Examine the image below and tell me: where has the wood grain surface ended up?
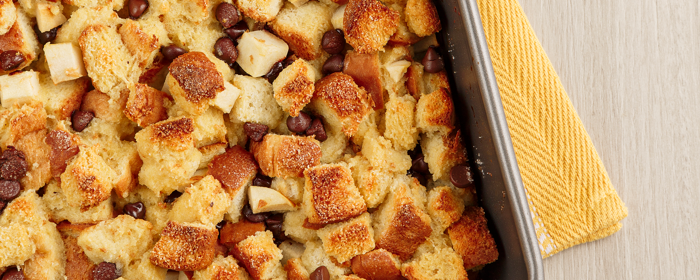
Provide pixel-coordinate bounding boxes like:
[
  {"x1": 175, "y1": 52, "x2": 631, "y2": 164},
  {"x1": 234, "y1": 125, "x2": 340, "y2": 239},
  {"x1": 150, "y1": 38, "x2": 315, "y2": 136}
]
[{"x1": 517, "y1": 0, "x2": 700, "y2": 279}]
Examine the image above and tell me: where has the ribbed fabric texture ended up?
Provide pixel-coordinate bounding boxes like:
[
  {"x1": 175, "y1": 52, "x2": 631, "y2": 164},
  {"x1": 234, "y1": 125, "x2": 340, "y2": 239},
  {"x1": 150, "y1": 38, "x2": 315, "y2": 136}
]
[{"x1": 476, "y1": 0, "x2": 628, "y2": 257}]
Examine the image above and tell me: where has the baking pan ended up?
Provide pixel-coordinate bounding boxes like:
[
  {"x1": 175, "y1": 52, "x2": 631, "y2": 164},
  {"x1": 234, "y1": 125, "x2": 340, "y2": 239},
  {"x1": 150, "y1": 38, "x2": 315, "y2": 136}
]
[{"x1": 432, "y1": 0, "x2": 544, "y2": 279}]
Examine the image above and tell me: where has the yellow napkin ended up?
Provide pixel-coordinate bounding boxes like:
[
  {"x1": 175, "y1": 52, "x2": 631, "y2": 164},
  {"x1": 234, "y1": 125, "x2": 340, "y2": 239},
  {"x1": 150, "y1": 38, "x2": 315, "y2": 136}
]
[{"x1": 475, "y1": 0, "x2": 628, "y2": 257}]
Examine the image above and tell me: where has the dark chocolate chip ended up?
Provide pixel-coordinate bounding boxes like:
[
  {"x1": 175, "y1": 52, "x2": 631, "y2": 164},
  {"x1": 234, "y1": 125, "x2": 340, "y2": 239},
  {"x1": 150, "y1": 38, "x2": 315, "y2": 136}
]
[
  {"x1": 161, "y1": 45, "x2": 187, "y2": 61},
  {"x1": 310, "y1": 266, "x2": 330, "y2": 280},
  {"x1": 0, "y1": 200, "x2": 6, "y2": 214},
  {"x1": 242, "y1": 204, "x2": 269, "y2": 223},
  {"x1": 71, "y1": 110, "x2": 94, "y2": 132},
  {"x1": 407, "y1": 170, "x2": 427, "y2": 187},
  {"x1": 224, "y1": 21, "x2": 248, "y2": 40},
  {"x1": 92, "y1": 262, "x2": 119, "y2": 280},
  {"x1": 123, "y1": 202, "x2": 146, "y2": 220},
  {"x1": 265, "y1": 60, "x2": 284, "y2": 83},
  {"x1": 322, "y1": 54, "x2": 344, "y2": 74},
  {"x1": 0, "y1": 50, "x2": 26, "y2": 71},
  {"x1": 0, "y1": 156, "x2": 28, "y2": 181},
  {"x1": 408, "y1": 146, "x2": 422, "y2": 160},
  {"x1": 128, "y1": 0, "x2": 149, "y2": 19},
  {"x1": 266, "y1": 213, "x2": 284, "y2": 226},
  {"x1": 450, "y1": 164, "x2": 474, "y2": 188},
  {"x1": 0, "y1": 180, "x2": 21, "y2": 201},
  {"x1": 287, "y1": 111, "x2": 312, "y2": 134},
  {"x1": 252, "y1": 174, "x2": 272, "y2": 188},
  {"x1": 164, "y1": 190, "x2": 182, "y2": 203},
  {"x1": 216, "y1": 2, "x2": 240, "y2": 29},
  {"x1": 282, "y1": 55, "x2": 297, "y2": 68},
  {"x1": 422, "y1": 46, "x2": 444, "y2": 73},
  {"x1": 411, "y1": 155, "x2": 429, "y2": 174},
  {"x1": 268, "y1": 222, "x2": 287, "y2": 244},
  {"x1": 1, "y1": 267, "x2": 24, "y2": 280},
  {"x1": 1, "y1": 146, "x2": 25, "y2": 161},
  {"x1": 321, "y1": 29, "x2": 345, "y2": 54},
  {"x1": 214, "y1": 37, "x2": 238, "y2": 67},
  {"x1": 38, "y1": 26, "x2": 59, "y2": 45},
  {"x1": 243, "y1": 122, "x2": 268, "y2": 142},
  {"x1": 216, "y1": 220, "x2": 226, "y2": 230},
  {"x1": 305, "y1": 118, "x2": 327, "y2": 142}
]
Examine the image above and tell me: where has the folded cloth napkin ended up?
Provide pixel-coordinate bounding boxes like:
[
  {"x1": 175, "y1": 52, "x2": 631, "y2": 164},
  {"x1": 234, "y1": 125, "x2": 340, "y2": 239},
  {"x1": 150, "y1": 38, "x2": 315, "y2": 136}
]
[{"x1": 475, "y1": 0, "x2": 628, "y2": 257}]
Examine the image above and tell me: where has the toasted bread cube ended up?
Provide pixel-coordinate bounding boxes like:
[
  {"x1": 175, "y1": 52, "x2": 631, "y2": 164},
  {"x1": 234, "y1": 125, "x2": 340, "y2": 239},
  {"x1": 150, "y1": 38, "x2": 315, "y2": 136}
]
[
  {"x1": 331, "y1": 4, "x2": 346, "y2": 30},
  {"x1": 212, "y1": 81, "x2": 241, "y2": 114},
  {"x1": 61, "y1": 233, "x2": 97, "y2": 280},
  {"x1": 80, "y1": 89, "x2": 128, "y2": 124},
  {"x1": 36, "y1": 2, "x2": 67, "y2": 32},
  {"x1": 361, "y1": 136, "x2": 411, "y2": 174},
  {"x1": 43, "y1": 181, "x2": 113, "y2": 224},
  {"x1": 0, "y1": 190, "x2": 49, "y2": 228},
  {"x1": 0, "y1": 101, "x2": 46, "y2": 149},
  {"x1": 421, "y1": 130, "x2": 467, "y2": 181},
  {"x1": 343, "y1": 0, "x2": 399, "y2": 54},
  {"x1": 301, "y1": 241, "x2": 350, "y2": 278},
  {"x1": 348, "y1": 156, "x2": 393, "y2": 208},
  {"x1": 423, "y1": 71, "x2": 450, "y2": 96},
  {"x1": 124, "y1": 83, "x2": 169, "y2": 127},
  {"x1": 220, "y1": 220, "x2": 266, "y2": 247},
  {"x1": 121, "y1": 252, "x2": 168, "y2": 280},
  {"x1": 310, "y1": 73, "x2": 372, "y2": 137},
  {"x1": 270, "y1": 2, "x2": 333, "y2": 60},
  {"x1": 343, "y1": 51, "x2": 383, "y2": 110},
  {"x1": 271, "y1": 177, "x2": 305, "y2": 204},
  {"x1": 0, "y1": 10, "x2": 39, "y2": 75},
  {"x1": 0, "y1": 70, "x2": 40, "y2": 108},
  {"x1": 416, "y1": 88, "x2": 454, "y2": 135},
  {"x1": 207, "y1": 145, "x2": 258, "y2": 222},
  {"x1": 189, "y1": 107, "x2": 228, "y2": 148},
  {"x1": 62, "y1": 0, "x2": 126, "y2": 10},
  {"x1": 404, "y1": 0, "x2": 441, "y2": 37},
  {"x1": 0, "y1": 222, "x2": 35, "y2": 267},
  {"x1": 235, "y1": 0, "x2": 283, "y2": 22},
  {"x1": 285, "y1": 257, "x2": 310, "y2": 280},
  {"x1": 60, "y1": 145, "x2": 116, "y2": 211},
  {"x1": 0, "y1": 0, "x2": 16, "y2": 35},
  {"x1": 198, "y1": 142, "x2": 227, "y2": 169},
  {"x1": 401, "y1": 246, "x2": 467, "y2": 280},
  {"x1": 283, "y1": 210, "x2": 319, "y2": 243},
  {"x1": 317, "y1": 213, "x2": 375, "y2": 263},
  {"x1": 373, "y1": 177, "x2": 432, "y2": 261},
  {"x1": 193, "y1": 255, "x2": 250, "y2": 280},
  {"x1": 150, "y1": 221, "x2": 219, "y2": 271},
  {"x1": 39, "y1": 74, "x2": 89, "y2": 122},
  {"x1": 77, "y1": 215, "x2": 153, "y2": 265},
  {"x1": 231, "y1": 74, "x2": 284, "y2": 128},
  {"x1": 405, "y1": 62, "x2": 425, "y2": 100},
  {"x1": 231, "y1": 231, "x2": 285, "y2": 280},
  {"x1": 427, "y1": 186, "x2": 465, "y2": 232},
  {"x1": 447, "y1": 207, "x2": 498, "y2": 270},
  {"x1": 15, "y1": 129, "x2": 51, "y2": 191},
  {"x1": 388, "y1": 4, "x2": 420, "y2": 45},
  {"x1": 252, "y1": 134, "x2": 322, "y2": 178},
  {"x1": 350, "y1": 249, "x2": 402, "y2": 280},
  {"x1": 83, "y1": 130, "x2": 142, "y2": 198},
  {"x1": 118, "y1": 19, "x2": 161, "y2": 69},
  {"x1": 303, "y1": 164, "x2": 367, "y2": 225},
  {"x1": 79, "y1": 24, "x2": 137, "y2": 97},
  {"x1": 167, "y1": 52, "x2": 225, "y2": 115},
  {"x1": 44, "y1": 43, "x2": 87, "y2": 84},
  {"x1": 384, "y1": 94, "x2": 418, "y2": 151},
  {"x1": 169, "y1": 175, "x2": 231, "y2": 225},
  {"x1": 272, "y1": 59, "x2": 316, "y2": 116},
  {"x1": 249, "y1": 186, "x2": 297, "y2": 213},
  {"x1": 136, "y1": 117, "x2": 203, "y2": 195},
  {"x1": 22, "y1": 220, "x2": 67, "y2": 280},
  {"x1": 236, "y1": 30, "x2": 289, "y2": 77}
]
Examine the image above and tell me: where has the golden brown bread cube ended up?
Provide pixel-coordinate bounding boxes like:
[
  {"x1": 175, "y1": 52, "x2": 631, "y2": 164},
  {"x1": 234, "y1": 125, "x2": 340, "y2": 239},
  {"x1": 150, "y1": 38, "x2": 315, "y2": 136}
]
[
  {"x1": 0, "y1": 222, "x2": 36, "y2": 268},
  {"x1": 350, "y1": 248, "x2": 403, "y2": 280},
  {"x1": 400, "y1": 246, "x2": 468, "y2": 280},
  {"x1": 167, "y1": 52, "x2": 225, "y2": 115},
  {"x1": 76, "y1": 215, "x2": 154, "y2": 265},
  {"x1": 192, "y1": 255, "x2": 251, "y2": 280},
  {"x1": 285, "y1": 257, "x2": 310, "y2": 280},
  {"x1": 343, "y1": 0, "x2": 399, "y2": 54},
  {"x1": 270, "y1": 2, "x2": 334, "y2": 60},
  {"x1": 150, "y1": 221, "x2": 219, "y2": 271},
  {"x1": 405, "y1": 62, "x2": 425, "y2": 100},
  {"x1": 404, "y1": 0, "x2": 441, "y2": 37},
  {"x1": 427, "y1": 186, "x2": 465, "y2": 232},
  {"x1": 124, "y1": 83, "x2": 169, "y2": 127},
  {"x1": 0, "y1": 101, "x2": 47, "y2": 149},
  {"x1": 22, "y1": 218, "x2": 67, "y2": 280},
  {"x1": 78, "y1": 24, "x2": 138, "y2": 97},
  {"x1": 447, "y1": 206, "x2": 499, "y2": 270},
  {"x1": 318, "y1": 212, "x2": 375, "y2": 263},
  {"x1": 0, "y1": 10, "x2": 39, "y2": 75},
  {"x1": 60, "y1": 145, "x2": 117, "y2": 211},
  {"x1": 272, "y1": 58, "x2": 316, "y2": 116},
  {"x1": 0, "y1": 190, "x2": 49, "y2": 228},
  {"x1": 198, "y1": 142, "x2": 227, "y2": 169},
  {"x1": 283, "y1": 209, "x2": 319, "y2": 243},
  {"x1": 421, "y1": 129, "x2": 468, "y2": 181},
  {"x1": 310, "y1": 72, "x2": 372, "y2": 137},
  {"x1": 360, "y1": 135, "x2": 412, "y2": 173},
  {"x1": 342, "y1": 51, "x2": 383, "y2": 110},
  {"x1": 252, "y1": 134, "x2": 322, "y2": 178},
  {"x1": 61, "y1": 233, "x2": 96, "y2": 280},
  {"x1": 38, "y1": 74, "x2": 90, "y2": 121},
  {"x1": 190, "y1": 107, "x2": 228, "y2": 148},
  {"x1": 80, "y1": 89, "x2": 130, "y2": 124},
  {"x1": 388, "y1": 3, "x2": 421, "y2": 45},
  {"x1": 15, "y1": 129, "x2": 52, "y2": 191},
  {"x1": 423, "y1": 70, "x2": 450, "y2": 96},
  {"x1": 118, "y1": 19, "x2": 162, "y2": 69},
  {"x1": 231, "y1": 74, "x2": 285, "y2": 129},
  {"x1": 43, "y1": 180, "x2": 114, "y2": 224},
  {"x1": 415, "y1": 88, "x2": 454, "y2": 135},
  {"x1": 220, "y1": 219, "x2": 266, "y2": 247},
  {"x1": 0, "y1": 0, "x2": 16, "y2": 36},
  {"x1": 169, "y1": 175, "x2": 231, "y2": 225},
  {"x1": 303, "y1": 163, "x2": 367, "y2": 225},
  {"x1": 347, "y1": 155, "x2": 394, "y2": 208},
  {"x1": 383, "y1": 94, "x2": 419, "y2": 151},
  {"x1": 207, "y1": 145, "x2": 258, "y2": 222},
  {"x1": 235, "y1": 0, "x2": 284, "y2": 22},
  {"x1": 231, "y1": 231, "x2": 286, "y2": 280}
]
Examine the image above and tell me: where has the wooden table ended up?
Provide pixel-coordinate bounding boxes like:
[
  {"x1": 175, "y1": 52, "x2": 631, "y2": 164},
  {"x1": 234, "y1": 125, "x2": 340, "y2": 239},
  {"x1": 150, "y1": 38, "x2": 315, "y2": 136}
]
[{"x1": 517, "y1": 1, "x2": 700, "y2": 279}]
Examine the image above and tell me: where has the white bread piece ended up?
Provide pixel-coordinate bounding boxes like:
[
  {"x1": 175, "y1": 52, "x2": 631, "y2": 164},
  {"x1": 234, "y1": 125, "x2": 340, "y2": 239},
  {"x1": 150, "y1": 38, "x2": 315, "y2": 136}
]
[
  {"x1": 0, "y1": 10, "x2": 39, "y2": 75},
  {"x1": 78, "y1": 24, "x2": 138, "y2": 97},
  {"x1": 427, "y1": 186, "x2": 465, "y2": 232},
  {"x1": 0, "y1": 222, "x2": 35, "y2": 268},
  {"x1": 55, "y1": 6, "x2": 123, "y2": 45},
  {"x1": 415, "y1": 88, "x2": 454, "y2": 135},
  {"x1": 251, "y1": 134, "x2": 322, "y2": 178},
  {"x1": 269, "y1": 2, "x2": 333, "y2": 60},
  {"x1": 400, "y1": 246, "x2": 467, "y2": 280},
  {"x1": 271, "y1": 177, "x2": 305, "y2": 204},
  {"x1": 60, "y1": 145, "x2": 117, "y2": 211},
  {"x1": 121, "y1": 252, "x2": 168, "y2": 280},
  {"x1": 169, "y1": 175, "x2": 231, "y2": 225},
  {"x1": 347, "y1": 156, "x2": 393, "y2": 208},
  {"x1": 231, "y1": 231, "x2": 285, "y2": 280},
  {"x1": 0, "y1": 70, "x2": 40, "y2": 108},
  {"x1": 331, "y1": 5, "x2": 346, "y2": 30},
  {"x1": 384, "y1": 60, "x2": 411, "y2": 83},
  {"x1": 249, "y1": 186, "x2": 297, "y2": 213},
  {"x1": 38, "y1": 73, "x2": 90, "y2": 121},
  {"x1": 0, "y1": 100, "x2": 46, "y2": 150},
  {"x1": 421, "y1": 130, "x2": 468, "y2": 181},
  {"x1": 44, "y1": 43, "x2": 88, "y2": 84},
  {"x1": 62, "y1": 0, "x2": 126, "y2": 10},
  {"x1": 164, "y1": 0, "x2": 210, "y2": 23},
  {"x1": 0, "y1": 0, "x2": 16, "y2": 35},
  {"x1": 383, "y1": 93, "x2": 418, "y2": 151},
  {"x1": 283, "y1": 209, "x2": 319, "y2": 243},
  {"x1": 300, "y1": 241, "x2": 350, "y2": 278},
  {"x1": 198, "y1": 142, "x2": 227, "y2": 169},
  {"x1": 118, "y1": 19, "x2": 163, "y2": 70},
  {"x1": 235, "y1": 0, "x2": 283, "y2": 22},
  {"x1": 317, "y1": 212, "x2": 375, "y2": 263},
  {"x1": 189, "y1": 107, "x2": 228, "y2": 148},
  {"x1": 236, "y1": 31, "x2": 289, "y2": 77},
  {"x1": 192, "y1": 255, "x2": 250, "y2": 280},
  {"x1": 212, "y1": 81, "x2": 241, "y2": 114},
  {"x1": 77, "y1": 215, "x2": 154, "y2": 266},
  {"x1": 43, "y1": 181, "x2": 113, "y2": 224},
  {"x1": 231, "y1": 75, "x2": 284, "y2": 128},
  {"x1": 361, "y1": 135, "x2": 411, "y2": 173},
  {"x1": 36, "y1": 2, "x2": 67, "y2": 32}
]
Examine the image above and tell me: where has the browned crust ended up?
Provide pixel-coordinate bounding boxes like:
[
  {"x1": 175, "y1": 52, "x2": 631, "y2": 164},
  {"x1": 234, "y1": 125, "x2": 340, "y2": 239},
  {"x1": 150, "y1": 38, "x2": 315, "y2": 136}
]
[
  {"x1": 274, "y1": 60, "x2": 314, "y2": 116},
  {"x1": 15, "y1": 129, "x2": 51, "y2": 190},
  {"x1": 404, "y1": 0, "x2": 442, "y2": 37},
  {"x1": 251, "y1": 134, "x2": 321, "y2": 178},
  {"x1": 230, "y1": 232, "x2": 279, "y2": 280},
  {"x1": 420, "y1": 88, "x2": 454, "y2": 131},
  {"x1": 271, "y1": 27, "x2": 317, "y2": 61},
  {"x1": 62, "y1": 235, "x2": 96, "y2": 280},
  {"x1": 441, "y1": 129, "x2": 468, "y2": 168},
  {"x1": 70, "y1": 171, "x2": 109, "y2": 211},
  {"x1": 118, "y1": 20, "x2": 159, "y2": 68},
  {"x1": 320, "y1": 215, "x2": 374, "y2": 262},
  {"x1": 405, "y1": 63, "x2": 424, "y2": 100},
  {"x1": 0, "y1": 19, "x2": 35, "y2": 75},
  {"x1": 285, "y1": 258, "x2": 310, "y2": 280},
  {"x1": 428, "y1": 187, "x2": 464, "y2": 228},
  {"x1": 150, "y1": 117, "x2": 196, "y2": 150},
  {"x1": 169, "y1": 52, "x2": 225, "y2": 104},
  {"x1": 220, "y1": 220, "x2": 266, "y2": 247},
  {"x1": 447, "y1": 206, "x2": 499, "y2": 270},
  {"x1": 351, "y1": 249, "x2": 402, "y2": 280},
  {"x1": 124, "y1": 83, "x2": 168, "y2": 127},
  {"x1": 207, "y1": 145, "x2": 259, "y2": 194},
  {"x1": 149, "y1": 221, "x2": 219, "y2": 271},
  {"x1": 56, "y1": 221, "x2": 95, "y2": 238},
  {"x1": 376, "y1": 202, "x2": 432, "y2": 261},
  {"x1": 342, "y1": 51, "x2": 383, "y2": 110},
  {"x1": 54, "y1": 77, "x2": 91, "y2": 121},
  {"x1": 4, "y1": 101, "x2": 47, "y2": 146},
  {"x1": 313, "y1": 73, "x2": 371, "y2": 136},
  {"x1": 343, "y1": 0, "x2": 399, "y2": 54},
  {"x1": 304, "y1": 164, "x2": 366, "y2": 224}
]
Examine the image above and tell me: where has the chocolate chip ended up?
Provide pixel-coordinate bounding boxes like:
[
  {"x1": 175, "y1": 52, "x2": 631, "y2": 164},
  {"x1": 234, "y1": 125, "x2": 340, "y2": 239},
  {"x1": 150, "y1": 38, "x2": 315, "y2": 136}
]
[
  {"x1": 450, "y1": 164, "x2": 474, "y2": 188},
  {"x1": 243, "y1": 122, "x2": 268, "y2": 142},
  {"x1": 422, "y1": 46, "x2": 444, "y2": 73},
  {"x1": 282, "y1": 55, "x2": 297, "y2": 68},
  {"x1": 407, "y1": 170, "x2": 427, "y2": 187},
  {"x1": 93, "y1": 262, "x2": 119, "y2": 280},
  {"x1": 305, "y1": 118, "x2": 327, "y2": 142},
  {"x1": 71, "y1": 110, "x2": 94, "y2": 132},
  {"x1": 216, "y1": 220, "x2": 226, "y2": 230},
  {"x1": 216, "y1": 2, "x2": 240, "y2": 29},
  {"x1": 310, "y1": 266, "x2": 330, "y2": 280},
  {"x1": 322, "y1": 54, "x2": 344, "y2": 74},
  {"x1": 287, "y1": 111, "x2": 312, "y2": 134},
  {"x1": 322, "y1": 29, "x2": 345, "y2": 54},
  {"x1": 128, "y1": 0, "x2": 149, "y2": 19},
  {"x1": 268, "y1": 222, "x2": 287, "y2": 244},
  {"x1": 0, "y1": 180, "x2": 21, "y2": 201},
  {"x1": 123, "y1": 202, "x2": 146, "y2": 220},
  {"x1": 161, "y1": 45, "x2": 187, "y2": 61},
  {"x1": 266, "y1": 213, "x2": 284, "y2": 226},
  {"x1": 38, "y1": 26, "x2": 59, "y2": 45},
  {"x1": 1, "y1": 146, "x2": 25, "y2": 161},
  {"x1": 265, "y1": 60, "x2": 284, "y2": 83},
  {"x1": 224, "y1": 21, "x2": 248, "y2": 40},
  {"x1": 0, "y1": 156, "x2": 28, "y2": 181},
  {"x1": 0, "y1": 200, "x2": 6, "y2": 214},
  {"x1": 411, "y1": 155, "x2": 429, "y2": 174},
  {"x1": 1, "y1": 267, "x2": 24, "y2": 280},
  {"x1": 214, "y1": 37, "x2": 238, "y2": 67},
  {"x1": 0, "y1": 50, "x2": 25, "y2": 71},
  {"x1": 252, "y1": 174, "x2": 272, "y2": 187},
  {"x1": 164, "y1": 190, "x2": 182, "y2": 203},
  {"x1": 242, "y1": 204, "x2": 269, "y2": 223}
]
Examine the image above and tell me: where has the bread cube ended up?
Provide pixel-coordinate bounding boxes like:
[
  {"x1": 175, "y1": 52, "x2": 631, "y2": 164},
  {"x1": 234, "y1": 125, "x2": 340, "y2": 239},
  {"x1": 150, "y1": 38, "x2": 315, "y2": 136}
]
[
  {"x1": 77, "y1": 215, "x2": 153, "y2": 265},
  {"x1": 283, "y1": 209, "x2": 319, "y2": 243},
  {"x1": 0, "y1": 100, "x2": 46, "y2": 149},
  {"x1": 0, "y1": 222, "x2": 35, "y2": 268},
  {"x1": 21, "y1": 219, "x2": 67, "y2": 280},
  {"x1": 198, "y1": 142, "x2": 227, "y2": 169},
  {"x1": 83, "y1": 129, "x2": 142, "y2": 198},
  {"x1": 285, "y1": 257, "x2": 310, "y2": 280},
  {"x1": 405, "y1": 62, "x2": 426, "y2": 100},
  {"x1": 236, "y1": 31, "x2": 289, "y2": 77},
  {"x1": 427, "y1": 186, "x2": 465, "y2": 232},
  {"x1": 373, "y1": 177, "x2": 432, "y2": 261},
  {"x1": 447, "y1": 207, "x2": 499, "y2": 270},
  {"x1": 62, "y1": 0, "x2": 126, "y2": 10},
  {"x1": 271, "y1": 177, "x2": 305, "y2": 204},
  {"x1": 220, "y1": 219, "x2": 266, "y2": 247},
  {"x1": 310, "y1": 73, "x2": 371, "y2": 137},
  {"x1": 384, "y1": 94, "x2": 418, "y2": 151},
  {"x1": 207, "y1": 145, "x2": 258, "y2": 221},
  {"x1": 169, "y1": 175, "x2": 231, "y2": 225},
  {"x1": 270, "y1": 2, "x2": 333, "y2": 60},
  {"x1": 212, "y1": 81, "x2": 241, "y2": 114},
  {"x1": 272, "y1": 59, "x2": 316, "y2": 116},
  {"x1": 331, "y1": 4, "x2": 346, "y2": 30},
  {"x1": 79, "y1": 24, "x2": 137, "y2": 97},
  {"x1": 317, "y1": 213, "x2": 375, "y2": 263},
  {"x1": 0, "y1": 10, "x2": 39, "y2": 75},
  {"x1": 0, "y1": 190, "x2": 49, "y2": 228},
  {"x1": 0, "y1": 70, "x2": 40, "y2": 108},
  {"x1": 303, "y1": 163, "x2": 367, "y2": 225},
  {"x1": 150, "y1": 221, "x2": 219, "y2": 271},
  {"x1": 167, "y1": 52, "x2": 225, "y2": 115},
  {"x1": 300, "y1": 241, "x2": 350, "y2": 278},
  {"x1": 423, "y1": 70, "x2": 450, "y2": 96},
  {"x1": 60, "y1": 145, "x2": 116, "y2": 211},
  {"x1": 40, "y1": 73, "x2": 89, "y2": 122},
  {"x1": 400, "y1": 246, "x2": 467, "y2": 280},
  {"x1": 118, "y1": 19, "x2": 161, "y2": 69},
  {"x1": 36, "y1": 2, "x2": 67, "y2": 32},
  {"x1": 193, "y1": 255, "x2": 250, "y2": 280},
  {"x1": 404, "y1": 0, "x2": 441, "y2": 37},
  {"x1": 121, "y1": 252, "x2": 168, "y2": 280},
  {"x1": 362, "y1": 136, "x2": 411, "y2": 174},
  {"x1": 319, "y1": 124, "x2": 348, "y2": 163},
  {"x1": 80, "y1": 89, "x2": 128, "y2": 124},
  {"x1": 350, "y1": 249, "x2": 402, "y2": 280},
  {"x1": 15, "y1": 129, "x2": 51, "y2": 191},
  {"x1": 421, "y1": 129, "x2": 467, "y2": 181},
  {"x1": 136, "y1": 117, "x2": 203, "y2": 195},
  {"x1": 0, "y1": 0, "x2": 16, "y2": 35},
  {"x1": 416, "y1": 88, "x2": 454, "y2": 135},
  {"x1": 43, "y1": 181, "x2": 113, "y2": 224},
  {"x1": 235, "y1": 0, "x2": 284, "y2": 22},
  {"x1": 249, "y1": 186, "x2": 297, "y2": 213},
  {"x1": 123, "y1": 83, "x2": 168, "y2": 127},
  {"x1": 252, "y1": 134, "x2": 322, "y2": 178},
  {"x1": 231, "y1": 75, "x2": 284, "y2": 128},
  {"x1": 388, "y1": 4, "x2": 421, "y2": 45},
  {"x1": 343, "y1": 51, "x2": 383, "y2": 110},
  {"x1": 279, "y1": 241, "x2": 306, "y2": 264},
  {"x1": 343, "y1": 0, "x2": 399, "y2": 53},
  {"x1": 61, "y1": 232, "x2": 98, "y2": 280},
  {"x1": 231, "y1": 231, "x2": 285, "y2": 280},
  {"x1": 348, "y1": 156, "x2": 393, "y2": 208}
]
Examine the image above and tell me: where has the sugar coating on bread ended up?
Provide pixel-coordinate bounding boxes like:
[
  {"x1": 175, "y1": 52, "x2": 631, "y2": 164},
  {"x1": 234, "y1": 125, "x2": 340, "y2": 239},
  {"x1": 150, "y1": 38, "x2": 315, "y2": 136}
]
[
  {"x1": 270, "y1": 2, "x2": 334, "y2": 60},
  {"x1": 343, "y1": 0, "x2": 399, "y2": 54},
  {"x1": 231, "y1": 75, "x2": 285, "y2": 128},
  {"x1": 447, "y1": 206, "x2": 499, "y2": 270},
  {"x1": 252, "y1": 134, "x2": 322, "y2": 178},
  {"x1": 235, "y1": 0, "x2": 284, "y2": 22},
  {"x1": 311, "y1": 72, "x2": 372, "y2": 137},
  {"x1": 192, "y1": 255, "x2": 250, "y2": 280},
  {"x1": 0, "y1": 9, "x2": 39, "y2": 75},
  {"x1": 415, "y1": 88, "x2": 454, "y2": 135},
  {"x1": 0, "y1": 100, "x2": 47, "y2": 149},
  {"x1": 168, "y1": 52, "x2": 225, "y2": 115},
  {"x1": 60, "y1": 145, "x2": 117, "y2": 211},
  {"x1": 79, "y1": 24, "x2": 138, "y2": 97},
  {"x1": 231, "y1": 231, "x2": 285, "y2": 280},
  {"x1": 207, "y1": 145, "x2": 258, "y2": 221},
  {"x1": 272, "y1": 58, "x2": 316, "y2": 116},
  {"x1": 76, "y1": 215, "x2": 153, "y2": 266},
  {"x1": 285, "y1": 257, "x2": 310, "y2": 280},
  {"x1": 383, "y1": 94, "x2": 419, "y2": 151},
  {"x1": 421, "y1": 129, "x2": 468, "y2": 181},
  {"x1": 169, "y1": 175, "x2": 231, "y2": 225},
  {"x1": 427, "y1": 186, "x2": 465, "y2": 232},
  {"x1": 150, "y1": 221, "x2": 219, "y2": 271},
  {"x1": 404, "y1": 0, "x2": 441, "y2": 37},
  {"x1": 318, "y1": 212, "x2": 375, "y2": 263},
  {"x1": 400, "y1": 246, "x2": 468, "y2": 280},
  {"x1": 303, "y1": 163, "x2": 367, "y2": 225},
  {"x1": 43, "y1": 181, "x2": 114, "y2": 224},
  {"x1": 124, "y1": 83, "x2": 169, "y2": 128}
]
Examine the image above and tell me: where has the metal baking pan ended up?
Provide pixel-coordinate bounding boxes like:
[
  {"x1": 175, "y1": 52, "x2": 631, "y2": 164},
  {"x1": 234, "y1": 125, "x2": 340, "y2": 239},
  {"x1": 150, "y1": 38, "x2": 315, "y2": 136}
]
[{"x1": 432, "y1": 0, "x2": 544, "y2": 278}]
